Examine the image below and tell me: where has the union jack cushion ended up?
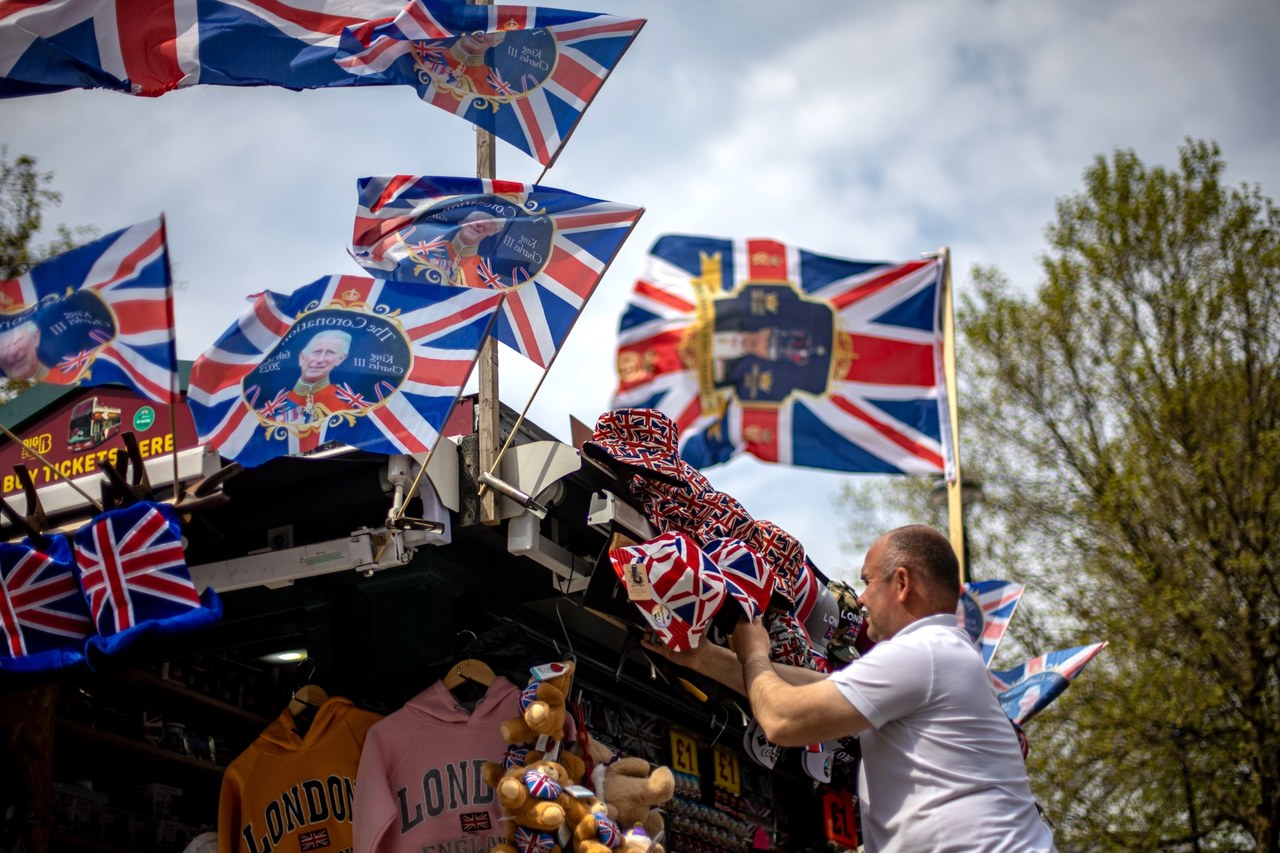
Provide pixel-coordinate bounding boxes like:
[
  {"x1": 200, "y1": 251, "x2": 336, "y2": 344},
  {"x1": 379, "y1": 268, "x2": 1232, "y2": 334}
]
[
  {"x1": 72, "y1": 501, "x2": 221, "y2": 663},
  {"x1": 0, "y1": 535, "x2": 92, "y2": 673}
]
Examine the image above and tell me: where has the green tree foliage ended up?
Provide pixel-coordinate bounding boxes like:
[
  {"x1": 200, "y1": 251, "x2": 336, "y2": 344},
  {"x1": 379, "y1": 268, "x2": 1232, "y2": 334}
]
[{"x1": 905, "y1": 140, "x2": 1279, "y2": 851}]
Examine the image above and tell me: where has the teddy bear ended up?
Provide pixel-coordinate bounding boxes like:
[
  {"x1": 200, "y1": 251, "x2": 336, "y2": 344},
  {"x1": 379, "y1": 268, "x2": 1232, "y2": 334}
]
[
  {"x1": 481, "y1": 758, "x2": 571, "y2": 853},
  {"x1": 586, "y1": 741, "x2": 674, "y2": 853},
  {"x1": 502, "y1": 661, "x2": 577, "y2": 748}
]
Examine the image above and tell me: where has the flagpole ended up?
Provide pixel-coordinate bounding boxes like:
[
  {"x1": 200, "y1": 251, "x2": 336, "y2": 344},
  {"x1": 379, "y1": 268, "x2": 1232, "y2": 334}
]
[
  {"x1": 474, "y1": 0, "x2": 502, "y2": 526},
  {"x1": 160, "y1": 215, "x2": 183, "y2": 502},
  {"x1": 0, "y1": 424, "x2": 103, "y2": 512},
  {"x1": 937, "y1": 246, "x2": 968, "y2": 583}
]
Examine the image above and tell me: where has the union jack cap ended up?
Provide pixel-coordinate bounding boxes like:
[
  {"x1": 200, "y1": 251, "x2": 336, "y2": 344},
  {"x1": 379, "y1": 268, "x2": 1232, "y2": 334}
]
[
  {"x1": 746, "y1": 520, "x2": 807, "y2": 605},
  {"x1": 609, "y1": 531, "x2": 729, "y2": 652},
  {"x1": 583, "y1": 408, "x2": 690, "y2": 487},
  {"x1": 703, "y1": 538, "x2": 773, "y2": 621}
]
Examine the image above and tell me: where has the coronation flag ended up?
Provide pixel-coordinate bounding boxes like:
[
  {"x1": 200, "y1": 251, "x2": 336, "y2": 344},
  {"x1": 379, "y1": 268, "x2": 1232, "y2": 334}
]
[
  {"x1": 957, "y1": 578, "x2": 1024, "y2": 668},
  {"x1": 334, "y1": 0, "x2": 644, "y2": 166},
  {"x1": 351, "y1": 175, "x2": 642, "y2": 368},
  {"x1": 0, "y1": 217, "x2": 177, "y2": 403},
  {"x1": 0, "y1": 535, "x2": 92, "y2": 672},
  {"x1": 188, "y1": 273, "x2": 501, "y2": 467},
  {"x1": 990, "y1": 642, "x2": 1107, "y2": 726},
  {"x1": 612, "y1": 235, "x2": 951, "y2": 475},
  {"x1": 0, "y1": 0, "x2": 400, "y2": 98}
]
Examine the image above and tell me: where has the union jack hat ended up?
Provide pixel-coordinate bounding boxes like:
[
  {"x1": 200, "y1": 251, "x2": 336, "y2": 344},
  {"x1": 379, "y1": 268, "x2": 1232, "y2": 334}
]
[
  {"x1": 703, "y1": 538, "x2": 773, "y2": 621},
  {"x1": 0, "y1": 535, "x2": 92, "y2": 673},
  {"x1": 766, "y1": 610, "x2": 816, "y2": 669},
  {"x1": 633, "y1": 475, "x2": 717, "y2": 539},
  {"x1": 583, "y1": 409, "x2": 691, "y2": 487},
  {"x1": 697, "y1": 491, "x2": 756, "y2": 544},
  {"x1": 609, "y1": 531, "x2": 730, "y2": 652},
  {"x1": 746, "y1": 520, "x2": 807, "y2": 606}
]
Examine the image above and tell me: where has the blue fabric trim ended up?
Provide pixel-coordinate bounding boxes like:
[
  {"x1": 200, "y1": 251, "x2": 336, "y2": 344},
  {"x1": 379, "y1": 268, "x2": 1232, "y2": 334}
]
[{"x1": 84, "y1": 587, "x2": 223, "y2": 670}]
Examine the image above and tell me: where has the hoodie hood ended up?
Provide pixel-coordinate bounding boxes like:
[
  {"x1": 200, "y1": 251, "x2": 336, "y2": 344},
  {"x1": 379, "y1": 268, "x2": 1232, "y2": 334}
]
[
  {"x1": 254, "y1": 695, "x2": 367, "y2": 753},
  {"x1": 405, "y1": 675, "x2": 519, "y2": 727}
]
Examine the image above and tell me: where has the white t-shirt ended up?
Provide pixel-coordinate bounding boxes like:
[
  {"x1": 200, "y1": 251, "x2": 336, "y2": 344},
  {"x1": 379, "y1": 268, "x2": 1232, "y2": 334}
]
[{"x1": 828, "y1": 614, "x2": 1056, "y2": 853}]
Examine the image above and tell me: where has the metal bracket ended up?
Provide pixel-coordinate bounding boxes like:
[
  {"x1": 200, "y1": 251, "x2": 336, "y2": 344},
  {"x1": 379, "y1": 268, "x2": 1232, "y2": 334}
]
[
  {"x1": 507, "y1": 512, "x2": 591, "y2": 593},
  {"x1": 189, "y1": 526, "x2": 430, "y2": 593},
  {"x1": 586, "y1": 490, "x2": 655, "y2": 541}
]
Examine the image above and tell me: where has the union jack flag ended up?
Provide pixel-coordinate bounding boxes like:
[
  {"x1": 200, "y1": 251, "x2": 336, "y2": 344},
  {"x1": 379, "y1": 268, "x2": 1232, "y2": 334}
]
[
  {"x1": 613, "y1": 235, "x2": 952, "y2": 475},
  {"x1": 512, "y1": 826, "x2": 556, "y2": 853},
  {"x1": 0, "y1": 217, "x2": 177, "y2": 403},
  {"x1": 990, "y1": 642, "x2": 1107, "y2": 726},
  {"x1": 334, "y1": 0, "x2": 644, "y2": 166},
  {"x1": 956, "y1": 579, "x2": 1025, "y2": 668},
  {"x1": 188, "y1": 274, "x2": 501, "y2": 467},
  {"x1": 522, "y1": 768, "x2": 562, "y2": 800},
  {"x1": 298, "y1": 828, "x2": 331, "y2": 850},
  {"x1": 351, "y1": 176, "x2": 642, "y2": 368},
  {"x1": 459, "y1": 811, "x2": 491, "y2": 832},
  {"x1": 72, "y1": 501, "x2": 220, "y2": 656},
  {"x1": 0, "y1": 536, "x2": 92, "y2": 672},
  {"x1": 0, "y1": 0, "x2": 402, "y2": 98}
]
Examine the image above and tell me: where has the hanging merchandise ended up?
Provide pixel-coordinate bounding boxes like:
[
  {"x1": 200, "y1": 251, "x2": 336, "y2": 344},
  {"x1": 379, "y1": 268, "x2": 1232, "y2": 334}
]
[
  {"x1": 956, "y1": 579, "x2": 1025, "y2": 668},
  {"x1": 0, "y1": 534, "x2": 92, "y2": 672},
  {"x1": 219, "y1": 693, "x2": 384, "y2": 853},
  {"x1": 334, "y1": 2, "x2": 646, "y2": 167},
  {"x1": 584, "y1": 740, "x2": 674, "y2": 846},
  {"x1": 353, "y1": 673, "x2": 520, "y2": 853}
]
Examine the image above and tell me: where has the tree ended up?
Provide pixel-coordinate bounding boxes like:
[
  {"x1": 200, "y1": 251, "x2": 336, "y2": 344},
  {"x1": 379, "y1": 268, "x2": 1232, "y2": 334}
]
[{"x1": 890, "y1": 140, "x2": 1279, "y2": 851}]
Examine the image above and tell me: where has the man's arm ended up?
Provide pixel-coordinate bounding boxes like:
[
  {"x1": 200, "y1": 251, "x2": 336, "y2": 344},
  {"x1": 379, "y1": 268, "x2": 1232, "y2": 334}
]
[
  {"x1": 735, "y1": 619, "x2": 873, "y2": 747},
  {"x1": 642, "y1": 630, "x2": 828, "y2": 693}
]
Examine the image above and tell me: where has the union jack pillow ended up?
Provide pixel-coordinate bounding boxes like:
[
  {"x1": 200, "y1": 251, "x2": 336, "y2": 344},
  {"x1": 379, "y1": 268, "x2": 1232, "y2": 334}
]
[
  {"x1": 72, "y1": 501, "x2": 221, "y2": 664},
  {"x1": 0, "y1": 535, "x2": 92, "y2": 672}
]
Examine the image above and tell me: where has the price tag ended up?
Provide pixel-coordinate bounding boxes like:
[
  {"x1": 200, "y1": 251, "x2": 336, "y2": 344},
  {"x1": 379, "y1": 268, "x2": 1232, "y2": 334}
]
[
  {"x1": 669, "y1": 729, "x2": 699, "y2": 777},
  {"x1": 624, "y1": 561, "x2": 654, "y2": 601},
  {"x1": 712, "y1": 746, "x2": 740, "y2": 795},
  {"x1": 822, "y1": 788, "x2": 859, "y2": 848}
]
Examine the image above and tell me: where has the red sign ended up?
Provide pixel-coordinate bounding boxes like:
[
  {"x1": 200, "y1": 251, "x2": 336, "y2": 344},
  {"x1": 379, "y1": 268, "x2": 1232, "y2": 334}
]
[
  {"x1": 0, "y1": 388, "x2": 200, "y2": 497},
  {"x1": 822, "y1": 787, "x2": 859, "y2": 848}
]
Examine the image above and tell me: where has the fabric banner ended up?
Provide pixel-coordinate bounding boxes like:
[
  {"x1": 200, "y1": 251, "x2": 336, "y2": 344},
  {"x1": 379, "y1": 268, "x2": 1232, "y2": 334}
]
[
  {"x1": 187, "y1": 273, "x2": 501, "y2": 466},
  {"x1": 0, "y1": 535, "x2": 92, "y2": 672},
  {"x1": 957, "y1": 578, "x2": 1024, "y2": 668},
  {"x1": 0, "y1": 0, "x2": 403, "y2": 97},
  {"x1": 0, "y1": 216, "x2": 177, "y2": 403},
  {"x1": 335, "y1": 0, "x2": 645, "y2": 165},
  {"x1": 612, "y1": 234, "x2": 949, "y2": 474},
  {"x1": 351, "y1": 175, "x2": 642, "y2": 367},
  {"x1": 990, "y1": 641, "x2": 1107, "y2": 725}
]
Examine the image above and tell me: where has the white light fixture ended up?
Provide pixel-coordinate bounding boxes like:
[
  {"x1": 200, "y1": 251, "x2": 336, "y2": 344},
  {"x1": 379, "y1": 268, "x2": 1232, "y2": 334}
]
[{"x1": 260, "y1": 649, "x2": 307, "y2": 664}]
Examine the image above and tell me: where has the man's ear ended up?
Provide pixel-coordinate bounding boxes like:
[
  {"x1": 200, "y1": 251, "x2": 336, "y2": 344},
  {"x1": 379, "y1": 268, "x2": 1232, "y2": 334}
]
[{"x1": 892, "y1": 566, "x2": 911, "y2": 603}]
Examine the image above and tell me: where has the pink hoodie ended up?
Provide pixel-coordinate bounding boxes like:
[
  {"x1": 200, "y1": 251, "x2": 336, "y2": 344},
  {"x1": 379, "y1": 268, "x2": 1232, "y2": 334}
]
[{"x1": 353, "y1": 677, "x2": 519, "y2": 853}]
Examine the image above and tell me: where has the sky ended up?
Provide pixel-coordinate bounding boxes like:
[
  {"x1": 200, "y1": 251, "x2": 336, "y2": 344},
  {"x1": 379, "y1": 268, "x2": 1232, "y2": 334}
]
[{"x1": 3, "y1": 0, "x2": 1278, "y2": 584}]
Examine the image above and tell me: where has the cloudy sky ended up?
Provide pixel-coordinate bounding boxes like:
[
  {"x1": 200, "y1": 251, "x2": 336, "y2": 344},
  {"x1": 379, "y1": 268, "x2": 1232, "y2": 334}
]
[{"x1": 3, "y1": 0, "x2": 1278, "y2": 581}]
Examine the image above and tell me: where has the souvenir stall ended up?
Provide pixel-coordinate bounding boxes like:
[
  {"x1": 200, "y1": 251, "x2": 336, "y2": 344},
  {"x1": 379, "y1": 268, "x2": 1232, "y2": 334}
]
[{"x1": 0, "y1": 377, "x2": 868, "y2": 853}]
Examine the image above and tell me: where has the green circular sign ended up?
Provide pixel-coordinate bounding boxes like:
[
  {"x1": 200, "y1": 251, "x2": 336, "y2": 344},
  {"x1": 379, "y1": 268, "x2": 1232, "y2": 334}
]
[{"x1": 133, "y1": 406, "x2": 156, "y2": 431}]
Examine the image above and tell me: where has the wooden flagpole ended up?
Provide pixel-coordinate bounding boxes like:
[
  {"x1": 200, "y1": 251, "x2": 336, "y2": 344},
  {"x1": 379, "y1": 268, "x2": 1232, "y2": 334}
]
[
  {"x1": 474, "y1": 0, "x2": 502, "y2": 526},
  {"x1": 937, "y1": 246, "x2": 968, "y2": 583},
  {"x1": 0, "y1": 423, "x2": 103, "y2": 512}
]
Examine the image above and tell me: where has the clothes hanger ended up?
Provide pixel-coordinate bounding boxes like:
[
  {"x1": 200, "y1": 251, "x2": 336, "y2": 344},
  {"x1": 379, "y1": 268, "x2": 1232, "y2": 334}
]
[
  {"x1": 443, "y1": 658, "x2": 496, "y2": 690},
  {"x1": 287, "y1": 658, "x2": 328, "y2": 734}
]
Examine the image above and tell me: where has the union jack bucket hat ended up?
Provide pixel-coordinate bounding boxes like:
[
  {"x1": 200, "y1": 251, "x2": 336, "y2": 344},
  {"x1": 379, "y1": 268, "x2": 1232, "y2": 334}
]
[
  {"x1": 583, "y1": 408, "x2": 690, "y2": 487},
  {"x1": 609, "y1": 531, "x2": 730, "y2": 651},
  {"x1": 694, "y1": 491, "x2": 756, "y2": 544},
  {"x1": 703, "y1": 538, "x2": 773, "y2": 621},
  {"x1": 745, "y1": 519, "x2": 807, "y2": 607}
]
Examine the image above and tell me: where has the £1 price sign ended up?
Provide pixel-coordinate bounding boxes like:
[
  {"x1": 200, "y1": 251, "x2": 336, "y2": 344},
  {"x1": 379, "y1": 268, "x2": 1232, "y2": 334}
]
[
  {"x1": 822, "y1": 788, "x2": 859, "y2": 848},
  {"x1": 712, "y1": 746, "x2": 741, "y2": 796},
  {"x1": 670, "y1": 729, "x2": 699, "y2": 777}
]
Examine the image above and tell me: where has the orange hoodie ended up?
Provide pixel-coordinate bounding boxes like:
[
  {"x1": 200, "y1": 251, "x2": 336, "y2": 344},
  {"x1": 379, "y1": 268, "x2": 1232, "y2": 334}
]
[{"x1": 218, "y1": 696, "x2": 383, "y2": 853}]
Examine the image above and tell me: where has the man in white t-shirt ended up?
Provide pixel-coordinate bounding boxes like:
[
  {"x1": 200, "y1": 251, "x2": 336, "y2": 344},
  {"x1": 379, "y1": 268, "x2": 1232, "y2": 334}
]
[{"x1": 647, "y1": 524, "x2": 1055, "y2": 852}]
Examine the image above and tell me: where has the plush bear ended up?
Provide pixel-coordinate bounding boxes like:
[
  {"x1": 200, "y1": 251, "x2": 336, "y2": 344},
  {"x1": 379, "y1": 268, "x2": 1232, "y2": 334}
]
[
  {"x1": 502, "y1": 661, "x2": 576, "y2": 747},
  {"x1": 586, "y1": 741, "x2": 674, "y2": 852},
  {"x1": 481, "y1": 758, "x2": 572, "y2": 853}
]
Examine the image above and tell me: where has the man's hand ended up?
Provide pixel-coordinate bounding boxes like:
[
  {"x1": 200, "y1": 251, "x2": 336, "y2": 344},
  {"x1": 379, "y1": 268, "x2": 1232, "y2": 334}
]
[{"x1": 728, "y1": 616, "x2": 771, "y2": 665}]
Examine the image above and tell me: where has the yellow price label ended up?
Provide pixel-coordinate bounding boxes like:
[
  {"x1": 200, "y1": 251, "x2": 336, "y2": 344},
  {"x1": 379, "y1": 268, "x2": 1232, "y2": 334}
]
[
  {"x1": 712, "y1": 746, "x2": 741, "y2": 795},
  {"x1": 670, "y1": 729, "x2": 699, "y2": 776}
]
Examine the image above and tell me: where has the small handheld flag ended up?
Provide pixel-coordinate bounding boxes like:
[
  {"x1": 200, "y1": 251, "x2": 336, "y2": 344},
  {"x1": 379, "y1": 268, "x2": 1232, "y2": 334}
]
[{"x1": 990, "y1": 642, "x2": 1107, "y2": 725}]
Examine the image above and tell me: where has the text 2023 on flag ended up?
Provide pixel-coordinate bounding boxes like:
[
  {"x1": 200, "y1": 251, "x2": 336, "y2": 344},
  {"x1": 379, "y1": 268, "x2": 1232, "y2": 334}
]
[
  {"x1": 0, "y1": 0, "x2": 401, "y2": 98},
  {"x1": 0, "y1": 217, "x2": 177, "y2": 403},
  {"x1": 188, "y1": 274, "x2": 501, "y2": 467},
  {"x1": 991, "y1": 642, "x2": 1107, "y2": 725},
  {"x1": 351, "y1": 176, "x2": 642, "y2": 368},
  {"x1": 613, "y1": 235, "x2": 950, "y2": 475},
  {"x1": 957, "y1": 579, "x2": 1025, "y2": 668},
  {"x1": 335, "y1": 1, "x2": 644, "y2": 166}
]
